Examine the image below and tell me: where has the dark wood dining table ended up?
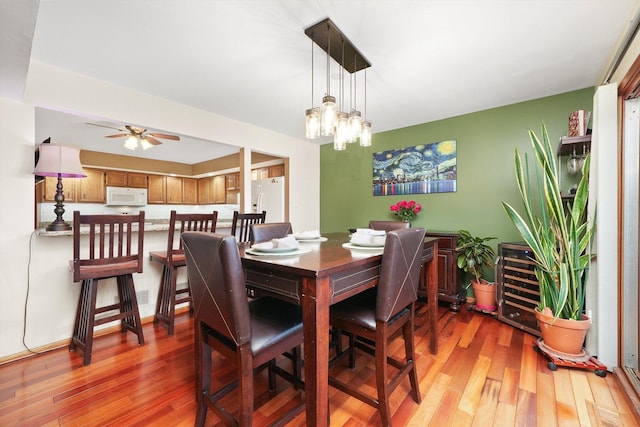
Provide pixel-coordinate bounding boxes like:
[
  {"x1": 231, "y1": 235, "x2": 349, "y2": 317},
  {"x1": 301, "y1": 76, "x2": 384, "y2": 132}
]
[{"x1": 239, "y1": 232, "x2": 439, "y2": 427}]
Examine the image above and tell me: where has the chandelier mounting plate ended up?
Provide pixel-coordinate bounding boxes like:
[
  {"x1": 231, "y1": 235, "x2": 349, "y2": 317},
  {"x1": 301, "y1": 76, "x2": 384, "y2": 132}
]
[{"x1": 304, "y1": 18, "x2": 371, "y2": 74}]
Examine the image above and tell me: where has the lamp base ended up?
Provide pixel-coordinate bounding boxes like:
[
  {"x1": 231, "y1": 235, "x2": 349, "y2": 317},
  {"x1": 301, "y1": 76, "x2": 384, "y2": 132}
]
[{"x1": 46, "y1": 218, "x2": 72, "y2": 231}]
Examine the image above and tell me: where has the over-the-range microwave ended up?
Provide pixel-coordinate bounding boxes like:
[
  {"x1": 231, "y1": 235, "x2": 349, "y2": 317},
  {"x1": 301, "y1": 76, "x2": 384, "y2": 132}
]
[{"x1": 105, "y1": 186, "x2": 147, "y2": 206}]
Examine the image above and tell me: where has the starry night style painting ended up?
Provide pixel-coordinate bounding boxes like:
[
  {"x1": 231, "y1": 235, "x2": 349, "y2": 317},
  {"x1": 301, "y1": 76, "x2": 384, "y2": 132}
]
[{"x1": 372, "y1": 140, "x2": 457, "y2": 196}]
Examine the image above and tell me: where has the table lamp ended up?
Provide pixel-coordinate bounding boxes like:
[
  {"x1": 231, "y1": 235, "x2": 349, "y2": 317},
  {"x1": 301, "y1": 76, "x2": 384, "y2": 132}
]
[{"x1": 34, "y1": 143, "x2": 87, "y2": 231}]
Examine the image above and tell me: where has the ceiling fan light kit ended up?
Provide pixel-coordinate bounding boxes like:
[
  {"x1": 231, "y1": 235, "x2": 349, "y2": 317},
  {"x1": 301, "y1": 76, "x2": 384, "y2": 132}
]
[
  {"x1": 88, "y1": 123, "x2": 181, "y2": 151},
  {"x1": 304, "y1": 18, "x2": 372, "y2": 150}
]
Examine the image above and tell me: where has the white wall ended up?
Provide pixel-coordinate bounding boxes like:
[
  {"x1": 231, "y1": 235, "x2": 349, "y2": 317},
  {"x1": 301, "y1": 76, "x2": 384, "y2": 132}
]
[{"x1": 0, "y1": 63, "x2": 320, "y2": 360}]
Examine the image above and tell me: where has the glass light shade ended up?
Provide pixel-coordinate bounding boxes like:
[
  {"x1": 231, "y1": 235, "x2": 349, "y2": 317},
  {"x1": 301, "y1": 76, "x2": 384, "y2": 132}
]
[
  {"x1": 335, "y1": 112, "x2": 349, "y2": 146},
  {"x1": 334, "y1": 134, "x2": 346, "y2": 150},
  {"x1": 359, "y1": 121, "x2": 372, "y2": 147},
  {"x1": 320, "y1": 95, "x2": 337, "y2": 136},
  {"x1": 140, "y1": 137, "x2": 154, "y2": 150},
  {"x1": 305, "y1": 108, "x2": 320, "y2": 139},
  {"x1": 348, "y1": 110, "x2": 362, "y2": 143},
  {"x1": 34, "y1": 144, "x2": 86, "y2": 177},
  {"x1": 124, "y1": 135, "x2": 138, "y2": 150}
]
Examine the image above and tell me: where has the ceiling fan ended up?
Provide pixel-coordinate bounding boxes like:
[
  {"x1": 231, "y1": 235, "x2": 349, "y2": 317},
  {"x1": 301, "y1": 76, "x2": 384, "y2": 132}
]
[{"x1": 86, "y1": 123, "x2": 180, "y2": 150}]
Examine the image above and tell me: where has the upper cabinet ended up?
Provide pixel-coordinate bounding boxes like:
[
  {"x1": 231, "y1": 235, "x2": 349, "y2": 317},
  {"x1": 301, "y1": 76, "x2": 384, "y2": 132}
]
[
  {"x1": 182, "y1": 178, "x2": 198, "y2": 204},
  {"x1": 105, "y1": 171, "x2": 148, "y2": 188},
  {"x1": 40, "y1": 168, "x2": 105, "y2": 203},
  {"x1": 147, "y1": 175, "x2": 166, "y2": 204},
  {"x1": 251, "y1": 164, "x2": 284, "y2": 180}
]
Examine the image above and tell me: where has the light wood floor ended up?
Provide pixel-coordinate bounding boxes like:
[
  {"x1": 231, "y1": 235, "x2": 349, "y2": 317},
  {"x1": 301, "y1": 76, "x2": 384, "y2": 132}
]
[{"x1": 1, "y1": 302, "x2": 638, "y2": 426}]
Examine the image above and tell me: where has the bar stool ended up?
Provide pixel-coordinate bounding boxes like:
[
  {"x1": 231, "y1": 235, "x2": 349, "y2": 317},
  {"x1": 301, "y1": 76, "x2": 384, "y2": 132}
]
[
  {"x1": 70, "y1": 211, "x2": 146, "y2": 366},
  {"x1": 230, "y1": 210, "x2": 266, "y2": 243},
  {"x1": 149, "y1": 210, "x2": 218, "y2": 335}
]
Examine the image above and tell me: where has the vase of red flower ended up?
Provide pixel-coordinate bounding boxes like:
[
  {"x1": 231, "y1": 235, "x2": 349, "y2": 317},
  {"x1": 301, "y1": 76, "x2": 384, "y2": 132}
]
[{"x1": 390, "y1": 200, "x2": 421, "y2": 223}]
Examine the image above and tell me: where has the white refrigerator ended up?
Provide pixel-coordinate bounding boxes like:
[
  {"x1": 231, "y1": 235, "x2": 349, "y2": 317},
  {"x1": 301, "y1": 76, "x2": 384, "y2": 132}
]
[{"x1": 251, "y1": 177, "x2": 285, "y2": 222}]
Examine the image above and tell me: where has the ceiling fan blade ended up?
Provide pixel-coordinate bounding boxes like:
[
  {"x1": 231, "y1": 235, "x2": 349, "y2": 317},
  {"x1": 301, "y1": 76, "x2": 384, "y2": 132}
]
[
  {"x1": 105, "y1": 133, "x2": 130, "y2": 138},
  {"x1": 144, "y1": 136, "x2": 163, "y2": 145},
  {"x1": 86, "y1": 122, "x2": 125, "y2": 131},
  {"x1": 149, "y1": 132, "x2": 180, "y2": 141}
]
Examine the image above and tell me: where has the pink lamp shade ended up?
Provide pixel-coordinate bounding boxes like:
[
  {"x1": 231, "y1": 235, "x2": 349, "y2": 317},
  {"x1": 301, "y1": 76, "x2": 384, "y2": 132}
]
[{"x1": 34, "y1": 144, "x2": 86, "y2": 178}]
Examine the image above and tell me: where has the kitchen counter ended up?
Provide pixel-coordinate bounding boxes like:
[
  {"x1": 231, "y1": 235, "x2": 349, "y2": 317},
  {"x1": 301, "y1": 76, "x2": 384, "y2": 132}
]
[{"x1": 36, "y1": 220, "x2": 235, "y2": 236}]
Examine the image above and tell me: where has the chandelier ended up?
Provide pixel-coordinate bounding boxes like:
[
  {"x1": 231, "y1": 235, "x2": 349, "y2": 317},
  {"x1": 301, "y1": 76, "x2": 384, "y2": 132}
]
[{"x1": 304, "y1": 18, "x2": 372, "y2": 150}]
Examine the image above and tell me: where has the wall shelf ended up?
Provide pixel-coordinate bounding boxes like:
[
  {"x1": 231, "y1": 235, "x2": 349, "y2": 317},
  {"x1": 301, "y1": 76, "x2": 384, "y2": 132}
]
[{"x1": 557, "y1": 134, "x2": 591, "y2": 156}]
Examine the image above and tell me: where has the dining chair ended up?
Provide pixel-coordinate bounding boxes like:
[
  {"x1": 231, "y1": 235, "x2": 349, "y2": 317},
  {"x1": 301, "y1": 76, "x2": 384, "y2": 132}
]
[
  {"x1": 368, "y1": 220, "x2": 411, "y2": 232},
  {"x1": 149, "y1": 210, "x2": 218, "y2": 335},
  {"x1": 70, "y1": 211, "x2": 146, "y2": 366},
  {"x1": 329, "y1": 227, "x2": 426, "y2": 426},
  {"x1": 181, "y1": 231, "x2": 305, "y2": 426},
  {"x1": 250, "y1": 222, "x2": 293, "y2": 243},
  {"x1": 230, "y1": 210, "x2": 266, "y2": 243}
]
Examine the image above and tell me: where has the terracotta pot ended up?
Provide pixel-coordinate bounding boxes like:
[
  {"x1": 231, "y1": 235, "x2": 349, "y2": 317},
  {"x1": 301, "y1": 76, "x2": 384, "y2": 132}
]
[
  {"x1": 535, "y1": 310, "x2": 590, "y2": 356},
  {"x1": 471, "y1": 279, "x2": 496, "y2": 311}
]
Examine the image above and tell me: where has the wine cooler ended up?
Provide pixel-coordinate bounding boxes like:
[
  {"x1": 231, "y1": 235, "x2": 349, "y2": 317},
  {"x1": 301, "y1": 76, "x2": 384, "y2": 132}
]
[{"x1": 496, "y1": 242, "x2": 541, "y2": 337}]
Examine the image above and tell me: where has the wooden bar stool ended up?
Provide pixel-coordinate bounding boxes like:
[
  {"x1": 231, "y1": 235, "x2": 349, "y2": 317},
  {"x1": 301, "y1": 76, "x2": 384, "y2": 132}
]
[
  {"x1": 230, "y1": 210, "x2": 266, "y2": 243},
  {"x1": 149, "y1": 210, "x2": 218, "y2": 335},
  {"x1": 70, "y1": 211, "x2": 146, "y2": 366}
]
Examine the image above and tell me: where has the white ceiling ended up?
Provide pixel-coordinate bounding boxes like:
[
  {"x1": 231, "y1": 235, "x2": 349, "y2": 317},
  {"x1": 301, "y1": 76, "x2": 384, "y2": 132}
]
[{"x1": 2, "y1": 1, "x2": 639, "y2": 163}]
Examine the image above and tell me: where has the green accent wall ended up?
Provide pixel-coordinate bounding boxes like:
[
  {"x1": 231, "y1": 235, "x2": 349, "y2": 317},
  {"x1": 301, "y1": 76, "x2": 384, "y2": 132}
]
[{"x1": 320, "y1": 88, "x2": 594, "y2": 273}]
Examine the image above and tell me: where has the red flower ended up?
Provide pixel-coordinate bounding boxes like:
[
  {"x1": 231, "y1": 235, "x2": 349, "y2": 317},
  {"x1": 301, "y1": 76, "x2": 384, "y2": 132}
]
[{"x1": 389, "y1": 200, "x2": 422, "y2": 222}]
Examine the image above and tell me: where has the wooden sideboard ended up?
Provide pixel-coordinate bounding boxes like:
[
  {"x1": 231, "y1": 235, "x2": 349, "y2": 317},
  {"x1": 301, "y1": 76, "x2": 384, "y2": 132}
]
[{"x1": 424, "y1": 231, "x2": 465, "y2": 311}]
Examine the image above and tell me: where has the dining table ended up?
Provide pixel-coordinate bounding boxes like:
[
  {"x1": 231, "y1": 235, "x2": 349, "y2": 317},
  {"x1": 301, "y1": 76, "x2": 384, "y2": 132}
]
[{"x1": 239, "y1": 231, "x2": 439, "y2": 426}]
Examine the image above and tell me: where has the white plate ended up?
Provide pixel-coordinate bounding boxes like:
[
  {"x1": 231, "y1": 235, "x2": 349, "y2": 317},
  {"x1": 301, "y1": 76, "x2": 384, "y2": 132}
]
[
  {"x1": 350, "y1": 241, "x2": 385, "y2": 247},
  {"x1": 296, "y1": 236, "x2": 328, "y2": 243},
  {"x1": 342, "y1": 243, "x2": 385, "y2": 251},
  {"x1": 246, "y1": 246, "x2": 312, "y2": 256},
  {"x1": 250, "y1": 245, "x2": 298, "y2": 253}
]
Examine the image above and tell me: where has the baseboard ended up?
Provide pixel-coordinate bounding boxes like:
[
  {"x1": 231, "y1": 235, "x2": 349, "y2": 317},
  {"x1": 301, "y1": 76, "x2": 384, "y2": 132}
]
[
  {"x1": 0, "y1": 307, "x2": 191, "y2": 366},
  {"x1": 613, "y1": 367, "x2": 640, "y2": 421}
]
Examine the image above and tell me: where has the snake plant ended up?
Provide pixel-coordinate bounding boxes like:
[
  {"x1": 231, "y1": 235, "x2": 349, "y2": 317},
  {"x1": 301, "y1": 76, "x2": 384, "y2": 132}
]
[{"x1": 502, "y1": 124, "x2": 595, "y2": 321}]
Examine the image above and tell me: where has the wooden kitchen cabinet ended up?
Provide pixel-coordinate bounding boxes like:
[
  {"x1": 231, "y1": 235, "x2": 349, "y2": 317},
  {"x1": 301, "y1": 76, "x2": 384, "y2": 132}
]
[
  {"x1": 182, "y1": 178, "x2": 198, "y2": 204},
  {"x1": 268, "y1": 164, "x2": 284, "y2": 178},
  {"x1": 226, "y1": 172, "x2": 239, "y2": 191},
  {"x1": 166, "y1": 176, "x2": 183, "y2": 204},
  {"x1": 198, "y1": 177, "x2": 210, "y2": 204},
  {"x1": 104, "y1": 170, "x2": 128, "y2": 187},
  {"x1": 41, "y1": 168, "x2": 104, "y2": 203},
  {"x1": 212, "y1": 175, "x2": 226, "y2": 204},
  {"x1": 42, "y1": 176, "x2": 77, "y2": 202},
  {"x1": 424, "y1": 231, "x2": 464, "y2": 311},
  {"x1": 147, "y1": 174, "x2": 166, "y2": 204},
  {"x1": 76, "y1": 169, "x2": 105, "y2": 203},
  {"x1": 251, "y1": 165, "x2": 284, "y2": 180},
  {"x1": 127, "y1": 173, "x2": 148, "y2": 188}
]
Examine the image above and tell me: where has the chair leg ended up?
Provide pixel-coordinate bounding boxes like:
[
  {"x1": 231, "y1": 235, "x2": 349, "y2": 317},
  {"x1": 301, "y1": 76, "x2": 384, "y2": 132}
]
[
  {"x1": 154, "y1": 265, "x2": 169, "y2": 325},
  {"x1": 195, "y1": 323, "x2": 210, "y2": 427},
  {"x1": 375, "y1": 327, "x2": 392, "y2": 427},
  {"x1": 403, "y1": 316, "x2": 421, "y2": 404},
  {"x1": 238, "y1": 346, "x2": 254, "y2": 426},
  {"x1": 117, "y1": 275, "x2": 144, "y2": 345},
  {"x1": 167, "y1": 266, "x2": 178, "y2": 335},
  {"x1": 70, "y1": 278, "x2": 99, "y2": 366}
]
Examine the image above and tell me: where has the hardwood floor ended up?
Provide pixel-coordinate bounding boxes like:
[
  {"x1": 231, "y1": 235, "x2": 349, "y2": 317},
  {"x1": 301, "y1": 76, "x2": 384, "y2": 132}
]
[{"x1": 1, "y1": 302, "x2": 638, "y2": 426}]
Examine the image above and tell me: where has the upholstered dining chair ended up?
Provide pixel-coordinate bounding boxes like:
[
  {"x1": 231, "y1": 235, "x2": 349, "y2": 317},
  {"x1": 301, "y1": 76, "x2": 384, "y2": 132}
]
[
  {"x1": 70, "y1": 211, "x2": 146, "y2": 366},
  {"x1": 250, "y1": 222, "x2": 293, "y2": 243},
  {"x1": 230, "y1": 210, "x2": 266, "y2": 243},
  {"x1": 368, "y1": 220, "x2": 411, "y2": 232},
  {"x1": 329, "y1": 227, "x2": 426, "y2": 426},
  {"x1": 149, "y1": 210, "x2": 218, "y2": 335},
  {"x1": 182, "y1": 231, "x2": 305, "y2": 426}
]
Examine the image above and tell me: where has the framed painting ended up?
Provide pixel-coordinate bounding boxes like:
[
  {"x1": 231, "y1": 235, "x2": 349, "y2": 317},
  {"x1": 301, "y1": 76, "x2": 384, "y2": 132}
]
[{"x1": 373, "y1": 139, "x2": 457, "y2": 196}]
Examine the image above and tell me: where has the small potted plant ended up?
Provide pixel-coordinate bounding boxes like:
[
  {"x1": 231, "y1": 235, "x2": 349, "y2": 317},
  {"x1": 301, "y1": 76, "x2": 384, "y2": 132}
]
[
  {"x1": 390, "y1": 200, "x2": 422, "y2": 224},
  {"x1": 502, "y1": 123, "x2": 595, "y2": 356},
  {"x1": 455, "y1": 229, "x2": 497, "y2": 311}
]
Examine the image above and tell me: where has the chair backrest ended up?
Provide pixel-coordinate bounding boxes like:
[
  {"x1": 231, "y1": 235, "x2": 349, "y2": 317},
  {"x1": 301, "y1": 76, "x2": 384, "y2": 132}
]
[
  {"x1": 72, "y1": 211, "x2": 145, "y2": 282},
  {"x1": 368, "y1": 220, "x2": 411, "y2": 232},
  {"x1": 376, "y1": 227, "x2": 426, "y2": 322},
  {"x1": 250, "y1": 222, "x2": 293, "y2": 244},
  {"x1": 182, "y1": 232, "x2": 251, "y2": 346},
  {"x1": 166, "y1": 210, "x2": 218, "y2": 264},
  {"x1": 231, "y1": 210, "x2": 266, "y2": 243}
]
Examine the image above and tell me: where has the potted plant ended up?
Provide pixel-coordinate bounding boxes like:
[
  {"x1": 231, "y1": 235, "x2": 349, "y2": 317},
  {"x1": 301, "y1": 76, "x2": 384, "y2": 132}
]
[
  {"x1": 502, "y1": 123, "x2": 595, "y2": 356},
  {"x1": 455, "y1": 229, "x2": 497, "y2": 311}
]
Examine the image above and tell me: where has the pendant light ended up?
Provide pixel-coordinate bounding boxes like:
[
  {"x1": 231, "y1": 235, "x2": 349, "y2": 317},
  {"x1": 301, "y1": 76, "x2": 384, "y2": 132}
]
[{"x1": 304, "y1": 18, "x2": 372, "y2": 148}]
